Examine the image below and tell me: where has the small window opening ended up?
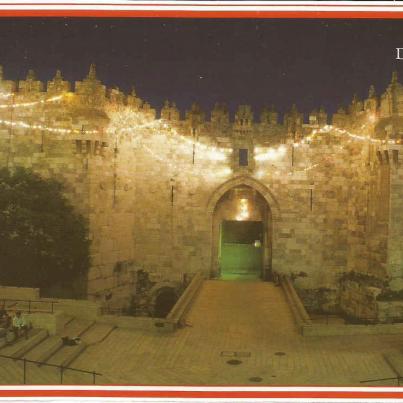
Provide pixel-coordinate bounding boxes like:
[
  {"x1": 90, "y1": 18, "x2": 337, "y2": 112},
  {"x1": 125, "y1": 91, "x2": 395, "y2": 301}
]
[
  {"x1": 239, "y1": 149, "x2": 249, "y2": 166},
  {"x1": 75, "y1": 140, "x2": 82, "y2": 154}
]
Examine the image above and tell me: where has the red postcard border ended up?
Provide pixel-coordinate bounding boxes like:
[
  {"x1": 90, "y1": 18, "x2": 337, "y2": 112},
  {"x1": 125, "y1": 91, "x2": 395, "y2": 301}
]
[
  {"x1": 0, "y1": 386, "x2": 402, "y2": 399},
  {"x1": 0, "y1": 0, "x2": 402, "y2": 398},
  {"x1": 0, "y1": 9, "x2": 402, "y2": 18}
]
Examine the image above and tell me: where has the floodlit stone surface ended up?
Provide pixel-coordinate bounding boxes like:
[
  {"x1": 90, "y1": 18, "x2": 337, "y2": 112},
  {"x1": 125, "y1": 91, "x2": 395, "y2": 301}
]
[
  {"x1": 0, "y1": 65, "x2": 403, "y2": 324},
  {"x1": 0, "y1": 280, "x2": 396, "y2": 386}
]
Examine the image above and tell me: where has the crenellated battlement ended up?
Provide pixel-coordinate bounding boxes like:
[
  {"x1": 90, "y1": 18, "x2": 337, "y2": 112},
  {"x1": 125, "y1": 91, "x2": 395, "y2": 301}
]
[
  {"x1": 1, "y1": 64, "x2": 403, "y2": 322},
  {"x1": 1, "y1": 64, "x2": 402, "y2": 142}
]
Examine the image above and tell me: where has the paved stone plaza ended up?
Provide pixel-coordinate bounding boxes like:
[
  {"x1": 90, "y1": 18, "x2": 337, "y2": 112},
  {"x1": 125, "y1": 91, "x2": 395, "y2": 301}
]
[
  {"x1": 1, "y1": 280, "x2": 402, "y2": 385},
  {"x1": 70, "y1": 281, "x2": 403, "y2": 385}
]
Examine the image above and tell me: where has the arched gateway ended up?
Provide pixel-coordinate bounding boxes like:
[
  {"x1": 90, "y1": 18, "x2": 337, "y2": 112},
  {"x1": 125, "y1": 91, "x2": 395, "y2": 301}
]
[{"x1": 207, "y1": 176, "x2": 281, "y2": 281}]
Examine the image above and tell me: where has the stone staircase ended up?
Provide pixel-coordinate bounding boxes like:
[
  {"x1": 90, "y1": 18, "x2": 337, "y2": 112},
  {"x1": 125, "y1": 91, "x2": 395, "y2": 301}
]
[
  {"x1": 79, "y1": 323, "x2": 116, "y2": 345},
  {"x1": 25, "y1": 334, "x2": 64, "y2": 363},
  {"x1": 28, "y1": 319, "x2": 93, "y2": 367},
  {"x1": 0, "y1": 316, "x2": 115, "y2": 384},
  {"x1": 0, "y1": 328, "x2": 47, "y2": 356}
]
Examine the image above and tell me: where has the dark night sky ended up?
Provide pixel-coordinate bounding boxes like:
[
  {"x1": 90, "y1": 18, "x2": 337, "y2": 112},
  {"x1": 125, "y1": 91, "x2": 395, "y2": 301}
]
[{"x1": 0, "y1": 18, "x2": 403, "y2": 118}]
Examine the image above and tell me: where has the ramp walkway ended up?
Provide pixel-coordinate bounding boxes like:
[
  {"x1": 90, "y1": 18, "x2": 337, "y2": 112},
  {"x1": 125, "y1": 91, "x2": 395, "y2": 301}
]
[
  {"x1": 185, "y1": 280, "x2": 298, "y2": 345},
  {"x1": 1, "y1": 280, "x2": 400, "y2": 385}
]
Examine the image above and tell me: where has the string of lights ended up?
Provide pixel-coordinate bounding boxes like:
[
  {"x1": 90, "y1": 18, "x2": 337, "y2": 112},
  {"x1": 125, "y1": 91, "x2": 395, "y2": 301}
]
[
  {"x1": 105, "y1": 106, "x2": 232, "y2": 160},
  {"x1": 284, "y1": 163, "x2": 321, "y2": 176},
  {"x1": 254, "y1": 144, "x2": 287, "y2": 161},
  {"x1": 316, "y1": 125, "x2": 401, "y2": 145},
  {"x1": 108, "y1": 110, "x2": 232, "y2": 160},
  {"x1": 140, "y1": 142, "x2": 232, "y2": 177},
  {"x1": 169, "y1": 132, "x2": 232, "y2": 162},
  {"x1": 0, "y1": 117, "x2": 98, "y2": 134},
  {"x1": 0, "y1": 92, "x2": 13, "y2": 99},
  {"x1": 160, "y1": 120, "x2": 233, "y2": 157},
  {"x1": 106, "y1": 119, "x2": 160, "y2": 135},
  {"x1": 141, "y1": 142, "x2": 176, "y2": 172},
  {"x1": 255, "y1": 161, "x2": 321, "y2": 180},
  {"x1": 0, "y1": 111, "x2": 231, "y2": 161},
  {"x1": 254, "y1": 120, "x2": 401, "y2": 163},
  {"x1": 1, "y1": 99, "x2": 400, "y2": 165},
  {"x1": 0, "y1": 94, "x2": 64, "y2": 109}
]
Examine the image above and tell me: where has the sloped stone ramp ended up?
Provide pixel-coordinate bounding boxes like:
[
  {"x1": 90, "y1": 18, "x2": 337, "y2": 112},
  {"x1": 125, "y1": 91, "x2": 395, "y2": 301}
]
[{"x1": 0, "y1": 281, "x2": 401, "y2": 385}]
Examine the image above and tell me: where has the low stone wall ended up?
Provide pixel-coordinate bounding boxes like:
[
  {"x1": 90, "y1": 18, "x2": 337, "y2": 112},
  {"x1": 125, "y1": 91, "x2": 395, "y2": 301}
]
[
  {"x1": 166, "y1": 272, "x2": 204, "y2": 329},
  {"x1": 41, "y1": 298, "x2": 101, "y2": 320},
  {"x1": 26, "y1": 311, "x2": 65, "y2": 335},
  {"x1": 95, "y1": 272, "x2": 205, "y2": 332},
  {"x1": 378, "y1": 300, "x2": 403, "y2": 323},
  {"x1": 297, "y1": 287, "x2": 339, "y2": 314},
  {"x1": 285, "y1": 278, "x2": 403, "y2": 336},
  {"x1": 303, "y1": 322, "x2": 403, "y2": 336},
  {"x1": 340, "y1": 281, "x2": 381, "y2": 321},
  {"x1": 0, "y1": 286, "x2": 40, "y2": 300},
  {"x1": 280, "y1": 275, "x2": 311, "y2": 333}
]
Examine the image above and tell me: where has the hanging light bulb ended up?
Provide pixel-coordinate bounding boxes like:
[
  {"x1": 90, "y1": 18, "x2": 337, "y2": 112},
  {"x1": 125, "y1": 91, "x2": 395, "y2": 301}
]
[{"x1": 236, "y1": 198, "x2": 249, "y2": 221}]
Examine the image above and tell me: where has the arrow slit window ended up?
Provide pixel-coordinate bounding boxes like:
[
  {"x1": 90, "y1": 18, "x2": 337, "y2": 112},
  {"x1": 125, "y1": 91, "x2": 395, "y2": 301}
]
[{"x1": 239, "y1": 148, "x2": 249, "y2": 166}]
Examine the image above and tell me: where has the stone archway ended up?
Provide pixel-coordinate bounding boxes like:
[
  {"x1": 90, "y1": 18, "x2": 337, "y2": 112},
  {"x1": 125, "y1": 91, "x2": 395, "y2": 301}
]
[
  {"x1": 207, "y1": 176, "x2": 281, "y2": 280},
  {"x1": 148, "y1": 282, "x2": 179, "y2": 318},
  {"x1": 207, "y1": 176, "x2": 281, "y2": 216}
]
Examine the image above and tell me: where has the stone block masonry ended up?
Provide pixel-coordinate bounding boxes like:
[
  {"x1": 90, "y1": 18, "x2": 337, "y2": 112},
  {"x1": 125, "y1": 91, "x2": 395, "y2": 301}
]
[{"x1": 0, "y1": 64, "x2": 402, "y2": 321}]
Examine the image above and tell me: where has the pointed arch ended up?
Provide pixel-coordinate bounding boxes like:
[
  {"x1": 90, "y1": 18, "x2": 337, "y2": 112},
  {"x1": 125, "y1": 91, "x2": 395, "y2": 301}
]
[
  {"x1": 207, "y1": 175, "x2": 281, "y2": 221},
  {"x1": 207, "y1": 175, "x2": 281, "y2": 280}
]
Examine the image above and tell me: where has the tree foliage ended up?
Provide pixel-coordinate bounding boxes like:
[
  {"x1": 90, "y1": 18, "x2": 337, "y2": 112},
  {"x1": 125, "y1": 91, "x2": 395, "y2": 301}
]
[{"x1": 0, "y1": 167, "x2": 90, "y2": 293}]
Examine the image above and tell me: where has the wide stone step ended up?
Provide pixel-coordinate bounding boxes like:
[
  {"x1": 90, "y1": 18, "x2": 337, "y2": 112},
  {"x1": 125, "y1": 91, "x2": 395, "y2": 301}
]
[
  {"x1": 46, "y1": 341, "x2": 87, "y2": 368},
  {"x1": 61, "y1": 319, "x2": 95, "y2": 338},
  {"x1": 24, "y1": 335, "x2": 63, "y2": 363},
  {"x1": 0, "y1": 328, "x2": 43, "y2": 357},
  {"x1": 80, "y1": 323, "x2": 116, "y2": 345},
  {"x1": 45, "y1": 320, "x2": 97, "y2": 368},
  {"x1": 38, "y1": 339, "x2": 64, "y2": 365},
  {"x1": 22, "y1": 319, "x2": 94, "y2": 367},
  {"x1": 0, "y1": 357, "x2": 24, "y2": 384},
  {"x1": 12, "y1": 329, "x2": 49, "y2": 358},
  {"x1": 54, "y1": 324, "x2": 117, "y2": 370}
]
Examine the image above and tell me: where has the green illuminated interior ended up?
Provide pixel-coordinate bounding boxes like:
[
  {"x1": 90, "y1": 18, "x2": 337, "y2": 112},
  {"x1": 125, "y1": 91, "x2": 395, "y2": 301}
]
[{"x1": 219, "y1": 220, "x2": 263, "y2": 280}]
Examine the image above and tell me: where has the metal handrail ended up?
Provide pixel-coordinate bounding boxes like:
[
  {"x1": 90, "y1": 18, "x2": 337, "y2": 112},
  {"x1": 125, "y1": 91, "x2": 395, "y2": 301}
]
[
  {"x1": 100, "y1": 307, "x2": 125, "y2": 315},
  {"x1": 0, "y1": 353, "x2": 102, "y2": 384},
  {"x1": 0, "y1": 299, "x2": 58, "y2": 314}
]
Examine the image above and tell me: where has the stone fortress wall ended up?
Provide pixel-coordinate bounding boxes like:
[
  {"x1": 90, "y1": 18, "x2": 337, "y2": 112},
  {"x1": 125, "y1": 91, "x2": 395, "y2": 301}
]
[{"x1": 0, "y1": 64, "x2": 402, "y2": 321}]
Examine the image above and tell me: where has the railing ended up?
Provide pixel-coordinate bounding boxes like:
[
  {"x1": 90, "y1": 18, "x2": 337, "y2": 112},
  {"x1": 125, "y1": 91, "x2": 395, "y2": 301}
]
[
  {"x1": 0, "y1": 353, "x2": 102, "y2": 384},
  {"x1": 166, "y1": 271, "x2": 204, "y2": 328},
  {"x1": 279, "y1": 274, "x2": 312, "y2": 331},
  {"x1": 100, "y1": 307, "x2": 125, "y2": 315},
  {"x1": 0, "y1": 299, "x2": 58, "y2": 314},
  {"x1": 360, "y1": 376, "x2": 403, "y2": 386}
]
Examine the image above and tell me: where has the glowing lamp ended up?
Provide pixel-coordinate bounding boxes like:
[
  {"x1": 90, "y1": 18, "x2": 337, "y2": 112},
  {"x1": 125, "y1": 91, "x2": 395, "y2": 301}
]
[{"x1": 236, "y1": 198, "x2": 249, "y2": 221}]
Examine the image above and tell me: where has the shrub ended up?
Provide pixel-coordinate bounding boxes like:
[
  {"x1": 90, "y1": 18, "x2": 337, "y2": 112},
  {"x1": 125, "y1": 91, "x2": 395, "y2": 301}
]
[{"x1": 0, "y1": 167, "x2": 90, "y2": 296}]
